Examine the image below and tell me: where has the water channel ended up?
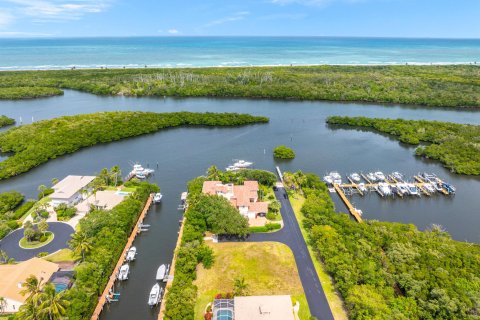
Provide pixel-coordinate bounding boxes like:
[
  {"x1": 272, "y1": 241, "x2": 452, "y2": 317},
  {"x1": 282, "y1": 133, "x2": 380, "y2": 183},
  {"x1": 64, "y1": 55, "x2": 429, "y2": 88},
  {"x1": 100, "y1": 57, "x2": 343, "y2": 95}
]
[{"x1": 0, "y1": 90, "x2": 479, "y2": 319}]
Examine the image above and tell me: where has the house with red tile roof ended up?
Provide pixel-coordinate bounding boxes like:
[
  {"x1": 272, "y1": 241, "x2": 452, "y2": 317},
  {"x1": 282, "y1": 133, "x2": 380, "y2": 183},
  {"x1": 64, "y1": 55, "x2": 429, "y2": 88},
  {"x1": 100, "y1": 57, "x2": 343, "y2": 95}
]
[{"x1": 202, "y1": 180, "x2": 269, "y2": 222}]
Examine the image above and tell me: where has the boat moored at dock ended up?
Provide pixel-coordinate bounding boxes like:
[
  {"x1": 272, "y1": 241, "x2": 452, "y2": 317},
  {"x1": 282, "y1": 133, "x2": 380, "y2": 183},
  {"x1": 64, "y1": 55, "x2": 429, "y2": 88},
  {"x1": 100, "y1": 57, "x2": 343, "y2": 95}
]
[
  {"x1": 118, "y1": 264, "x2": 130, "y2": 281},
  {"x1": 125, "y1": 247, "x2": 137, "y2": 262},
  {"x1": 153, "y1": 193, "x2": 163, "y2": 203},
  {"x1": 148, "y1": 283, "x2": 163, "y2": 307}
]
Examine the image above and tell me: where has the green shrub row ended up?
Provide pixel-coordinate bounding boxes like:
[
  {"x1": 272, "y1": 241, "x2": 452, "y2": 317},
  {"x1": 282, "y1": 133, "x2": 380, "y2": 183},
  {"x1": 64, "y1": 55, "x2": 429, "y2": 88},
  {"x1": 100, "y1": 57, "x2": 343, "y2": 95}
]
[
  {"x1": 0, "y1": 86, "x2": 63, "y2": 99},
  {"x1": 249, "y1": 223, "x2": 282, "y2": 233}
]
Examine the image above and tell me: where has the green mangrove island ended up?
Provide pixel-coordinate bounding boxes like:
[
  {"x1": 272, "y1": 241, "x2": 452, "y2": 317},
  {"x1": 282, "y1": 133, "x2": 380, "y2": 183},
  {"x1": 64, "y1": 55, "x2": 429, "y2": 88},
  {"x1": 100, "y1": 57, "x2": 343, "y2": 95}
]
[
  {"x1": 0, "y1": 112, "x2": 268, "y2": 180},
  {"x1": 0, "y1": 115, "x2": 15, "y2": 128},
  {"x1": 327, "y1": 116, "x2": 480, "y2": 175},
  {"x1": 273, "y1": 145, "x2": 296, "y2": 159},
  {"x1": 288, "y1": 172, "x2": 480, "y2": 320},
  {"x1": 1, "y1": 65, "x2": 480, "y2": 108}
]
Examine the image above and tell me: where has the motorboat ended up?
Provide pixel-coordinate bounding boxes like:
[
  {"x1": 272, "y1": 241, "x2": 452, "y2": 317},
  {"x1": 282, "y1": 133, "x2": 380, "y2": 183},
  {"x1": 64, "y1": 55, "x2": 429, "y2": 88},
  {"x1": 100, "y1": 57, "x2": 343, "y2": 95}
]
[
  {"x1": 374, "y1": 171, "x2": 386, "y2": 181},
  {"x1": 407, "y1": 184, "x2": 419, "y2": 196},
  {"x1": 143, "y1": 168, "x2": 155, "y2": 175},
  {"x1": 133, "y1": 164, "x2": 145, "y2": 174},
  {"x1": 366, "y1": 173, "x2": 377, "y2": 182},
  {"x1": 349, "y1": 173, "x2": 361, "y2": 183},
  {"x1": 131, "y1": 163, "x2": 154, "y2": 178},
  {"x1": 434, "y1": 182, "x2": 443, "y2": 193},
  {"x1": 148, "y1": 283, "x2": 163, "y2": 307},
  {"x1": 118, "y1": 264, "x2": 129, "y2": 281},
  {"x1": 323, "y1": 175, "x2": 333, "y2": 185},
  {"x1": 153, "y1": 193, "x2": 163, "y2": 203},
  {"x1": 397, "y1": 183, "x2": 409, "y2": 195},
  {"x1": 329, "y1": 172, "x2": 342, "y2": 184},
  {"x1": 442, "y1": 182, "x2": 456, "y2": 194},
  {"x1": 421, "y1": 173, "x2": 438, "y2": 183},
  {"x1": 232, "y1": 160, "x2": 253, "y2": 168},
  {"x1": 136, "y1": 173, "x2": 146, "y2": 179},
  {"x1": 377, "y1": 182, "x2": 392, "y2": 197},
  {"x1": 391, "y1": 172, "x2": 404, "y2": 182},
  {"x1": 424, "y1": 183, "x2": 436, "y2": 193},
  {"x1": 355, "y1": 208, "x2": 363, "y2": 216},
  {"x1": 358, "y1": 183, "x2": 367, "y2": 192},
  {"x1": 156, "y1": 264, "x2": 168, "y2": 281},
  {"x1": 225, "y1": 165, "x2": 239, "y2": 172},
  {"x1": 125, "y1": 246, "x2": 137, "y2": 262}
]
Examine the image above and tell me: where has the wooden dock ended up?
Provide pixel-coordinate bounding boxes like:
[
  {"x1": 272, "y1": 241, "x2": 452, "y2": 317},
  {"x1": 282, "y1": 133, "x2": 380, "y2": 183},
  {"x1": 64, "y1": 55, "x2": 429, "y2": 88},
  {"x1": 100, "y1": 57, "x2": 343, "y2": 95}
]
[
  {"x1": 158, "y1": 216, "x2": 187, "y2": 320},
  {"x1": 91, "y1": 194, "x2": 154, "y2": 320},
  {"x1": 333, "y1": 184, "x2": 363, "y2": 223},
  {"x1": 347, "y1": 177, "x2": 364, "y2": 196}
]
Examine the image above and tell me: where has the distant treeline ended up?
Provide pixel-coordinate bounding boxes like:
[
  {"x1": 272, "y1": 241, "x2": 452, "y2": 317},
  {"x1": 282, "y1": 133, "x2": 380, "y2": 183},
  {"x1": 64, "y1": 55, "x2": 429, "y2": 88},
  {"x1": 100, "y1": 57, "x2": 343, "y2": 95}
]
[
  {"x1": 0, "y1": 112, "x2": 268, "y2": 180},
  {"x1": 327, "y1": 116, "x2": 480, "y2": 175},
  {"x1": 1, "y1": 65, "x2": 480, "y2": 108},
  {"x1": 293, "y1": 171, "x2": 480, "y2": 320}
]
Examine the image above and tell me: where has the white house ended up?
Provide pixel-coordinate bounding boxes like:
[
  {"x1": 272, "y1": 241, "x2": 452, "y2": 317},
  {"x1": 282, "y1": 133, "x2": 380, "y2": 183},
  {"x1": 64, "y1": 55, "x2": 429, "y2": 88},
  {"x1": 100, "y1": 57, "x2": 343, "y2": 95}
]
[{"x1": 50, "y1": 175, "x2": 96, "y2": 207}]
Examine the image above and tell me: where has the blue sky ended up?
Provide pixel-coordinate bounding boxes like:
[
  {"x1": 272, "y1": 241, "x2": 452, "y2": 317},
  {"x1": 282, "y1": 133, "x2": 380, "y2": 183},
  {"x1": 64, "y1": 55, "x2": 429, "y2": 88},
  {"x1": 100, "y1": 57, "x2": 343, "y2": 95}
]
[{"x1": 0, "y1": 0, "x2": 478, "y2": 38}]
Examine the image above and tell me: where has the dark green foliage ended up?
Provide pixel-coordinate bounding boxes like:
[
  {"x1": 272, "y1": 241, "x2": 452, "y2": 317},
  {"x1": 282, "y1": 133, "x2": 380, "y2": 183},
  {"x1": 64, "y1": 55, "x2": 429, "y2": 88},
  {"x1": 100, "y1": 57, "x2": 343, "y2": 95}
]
[
  {"x1": 273, "y1": 145, "x2": 296, "y2": 159},
  {"x1": 0, "y1": 111, "x2": 268, "y2": 180},
  {"x1": 295, "y1": 172, "x2": 480, "y2": 320},
  {"x1": 0, "y1": 191, "x2": 23, "y2": 214},
  {"x1": 1, "y1": 65, "x2": 480, "y2": 108},
  {"x1": 0, "y1": 86, "x2": 63, "y2": 99},
  {"x1": 0, "y1": 115, "x2": 15, "y2": 127},
  {"x1": 37, "y1": 188, "x2": 54, "y2": 200},
  {"x1": 205, "y1": 166, "x2": 277, "y2": 187},
  {"x1": 64, "y1": 182, "x2": 159, "y2": 319},
  {"x1": 327, "y1": 116, "x2": 480, "y2": 175},
  {"x1": 55, "y1": 203, "x2": 77, "y2": 221},
  {"x1": 11, "y1": 200, "x2": 35, "y2": 220},
  {"x1": 249, "y1": 223, "x2": 282, "y2": 233}
]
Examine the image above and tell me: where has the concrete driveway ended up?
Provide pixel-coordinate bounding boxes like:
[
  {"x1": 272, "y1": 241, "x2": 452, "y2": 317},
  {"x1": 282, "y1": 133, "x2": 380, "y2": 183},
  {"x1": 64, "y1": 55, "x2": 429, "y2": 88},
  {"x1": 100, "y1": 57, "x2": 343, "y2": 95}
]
[
  {"x1": 221, "y1": 187, "x2": 335, "y2": 320},
  {"x1": 0, "y1": 222, "x2": 74, "y2": 261}
]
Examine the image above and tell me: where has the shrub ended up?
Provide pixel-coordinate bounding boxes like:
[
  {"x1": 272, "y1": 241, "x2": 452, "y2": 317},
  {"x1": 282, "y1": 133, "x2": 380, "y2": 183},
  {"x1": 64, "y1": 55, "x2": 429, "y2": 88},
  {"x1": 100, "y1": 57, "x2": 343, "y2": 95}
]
[
  {"x1": 0, "y1": 191, "x2": 24, "y2": 214},
  {"x1": 40, "y1": 235, "x2": 48, "y2": 242},
  {"x1": 12, "y1": 200, "x2": 35, "y2": 219},
  {"x1": 38, "y1": 188, "x2": 54, "y2": 200},
  {"x1": 6, "y1": 220, "x2": 19, "y2": 229},
  {"x1": 249, "y1": 223, "x2": 281, "y2": 233},
  {"x1": 273, "y1": 145, "x2": 295, "y2": 159},
  {"x1": 38, "y1": 210, "x2": 49, "y2": 219},
  {"x1": 55, "y1": 203, "x2": 77, "y2": 221},
  {"x1": 266, "y1": 212, "x2": 277, "y2": 220},
  {"x1": 37, "y1": 252, "x2": 49, "y2": 258}
]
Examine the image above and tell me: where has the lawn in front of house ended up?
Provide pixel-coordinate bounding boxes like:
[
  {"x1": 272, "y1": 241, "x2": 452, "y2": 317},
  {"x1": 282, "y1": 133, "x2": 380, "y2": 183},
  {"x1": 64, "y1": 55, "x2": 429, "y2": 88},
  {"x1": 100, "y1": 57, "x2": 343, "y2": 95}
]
[
  {"x1": 194, "y1": 241, "x2": 311, "y2": 320},
  {"x1": 44, "y1": 248, "x2": 76, "y2": 263},
  {"x1": 290, "y1": 193, "x2": 349, "y2": 320}
]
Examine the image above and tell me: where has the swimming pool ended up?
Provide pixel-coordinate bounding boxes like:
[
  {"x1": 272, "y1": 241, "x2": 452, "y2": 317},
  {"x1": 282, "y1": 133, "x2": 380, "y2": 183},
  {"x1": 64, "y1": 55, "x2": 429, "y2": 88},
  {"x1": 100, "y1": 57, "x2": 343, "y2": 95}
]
[
  {"x1": 54, "y1": 283, "x2": 68, "y2": 293},
  {"x1": 116, "y1": 191, "x2": 131, "y2": 196},
  {"x1": 215, "y1": 309, "x2": 233, "y2": 320}
]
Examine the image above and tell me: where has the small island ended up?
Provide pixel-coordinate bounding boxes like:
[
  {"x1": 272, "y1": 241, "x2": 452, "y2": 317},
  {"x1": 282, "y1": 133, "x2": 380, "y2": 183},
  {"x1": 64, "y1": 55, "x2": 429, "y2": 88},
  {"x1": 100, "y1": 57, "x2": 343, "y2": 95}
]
[
  {"x1": 273, "y1": 145, "x2": 296, "y2": 159},
  {"x1": 0, "y1": 115, "x2": 15, "y2": 128}
]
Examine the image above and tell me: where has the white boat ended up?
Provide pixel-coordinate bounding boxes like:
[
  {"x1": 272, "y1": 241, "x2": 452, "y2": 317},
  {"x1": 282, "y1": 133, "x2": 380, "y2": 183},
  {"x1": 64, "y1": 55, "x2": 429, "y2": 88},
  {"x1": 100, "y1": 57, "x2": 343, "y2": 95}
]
[
  {"x1": 329, "y1": 172, "x2": 342, "y2": 184},
  {"x1": 133, "y1": 164, "x2": 145, "y2": 174},
  {"x1": 156, "y1": 264, "x2": 167, "y2": 281},
  {"x1": 424, "y1": 183, "x2": 436, "y2": 193},
  {"x1": 397, "y1": 183, "x2": 409, "y2": 195},
  {"x1": 126, "y1": 247, "x2": 137, "y2": 262},
  {"x1": 118, "y1": 264, "x2": 129, "y2": 281},
  {"x1": 225, "y1": 165, "x2": 239, "y2": 172},
  {"x1": 392, "y1": 172, "x2": 404, "y2": 181},
  {"x1": 148, "y1": 283, "x2": 163, "y2": 307},
  {"x1": 143, "y1": 168, "x2": 155, "y2": 175},
  {"x1": 355, "y1": 208, "x2": 363, "y2": 216},
  {"x1": 349, "y1": 173, "x2": 361, "y2": 183},
  {"x1": 374, "y1": 171, "x2": 386, "y2": 181},
  {"x1": 407, "y1": 184, "x2": 419, "y2": 196},
  {"x1": 131, "y1": 163, "x2": 154, "y2": 178},
  {"x1": 434, "y1": 182, "x2": 443, "y2": 193},
  {"x1": 153, "y1": 193, "x2": 163, "y2": 203},
  {"x1": 233, "y1": 160, "x2": 253, "y2": 168},
  {"x1": 358, "y1": 183, "x2": 367, "y2": 192},
  {"x1": 323, "y1": 175, "x2": 333, "y2": 185},
  {"x1": 136, "y1": 173, "x2": 146, "y2": 179},
  {"x1": 377, "y1": 182, "x2": 392, "y2": 196},
  {"x1": 366, "y1": 173, "x2": 377, "y2": 182}
]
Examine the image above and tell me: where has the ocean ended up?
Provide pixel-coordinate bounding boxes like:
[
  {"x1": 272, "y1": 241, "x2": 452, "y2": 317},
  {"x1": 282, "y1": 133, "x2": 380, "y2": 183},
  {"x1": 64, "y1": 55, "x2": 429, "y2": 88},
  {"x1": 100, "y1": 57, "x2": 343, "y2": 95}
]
[{"x1": 0, "y1": 36, "x2": 479, "y2": 70}]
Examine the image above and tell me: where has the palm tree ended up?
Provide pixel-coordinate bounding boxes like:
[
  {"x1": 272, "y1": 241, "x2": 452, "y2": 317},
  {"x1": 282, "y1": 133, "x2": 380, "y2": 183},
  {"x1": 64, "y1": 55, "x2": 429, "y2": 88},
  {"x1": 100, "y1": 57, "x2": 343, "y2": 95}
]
[
  {"x1": 37, "y1": 185, "x2": 47, "y2": 199},
  {"x1": 0, "y1": 296, "x2": 7, "y2": 314},
  {"x1": 110, "y1": 165, "x2": 121, "y2": 186},
  {"x1": 233, "y1": 277, "x2": 249, "y2": 296},
  {"x1": 38, "y1": 283, "x2": 69, "y2": 320},
  {"x1": 16, "y1": 298, "x2": 39, "y2": 320},
  {"x1": 20, "y1": 275, "x2": 44, "y2": 301},
  {"x1": 68, "y1": 232, "x2": 92, "y2": 261},
  {"x1": 206, "y1": 165, "x2": 221, "y2": 180}
]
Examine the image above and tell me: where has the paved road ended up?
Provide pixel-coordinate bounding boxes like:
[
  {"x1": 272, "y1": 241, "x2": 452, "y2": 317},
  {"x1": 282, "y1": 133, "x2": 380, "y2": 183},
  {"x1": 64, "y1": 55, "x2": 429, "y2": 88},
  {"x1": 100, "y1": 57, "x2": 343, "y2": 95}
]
[
  {"x1": 222, "y1": 187, "x2": 335, "y2": 320},
  {"x1": 0, "y1": 222, "x2": 74, "y2": 261}
]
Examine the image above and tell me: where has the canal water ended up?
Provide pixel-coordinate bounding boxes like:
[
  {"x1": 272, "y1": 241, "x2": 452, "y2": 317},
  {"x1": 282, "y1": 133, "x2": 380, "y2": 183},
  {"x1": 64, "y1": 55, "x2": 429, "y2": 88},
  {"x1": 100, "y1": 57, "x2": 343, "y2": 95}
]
[{"x1": 0, "y1": 90, "x2": 479, "y2": 319}]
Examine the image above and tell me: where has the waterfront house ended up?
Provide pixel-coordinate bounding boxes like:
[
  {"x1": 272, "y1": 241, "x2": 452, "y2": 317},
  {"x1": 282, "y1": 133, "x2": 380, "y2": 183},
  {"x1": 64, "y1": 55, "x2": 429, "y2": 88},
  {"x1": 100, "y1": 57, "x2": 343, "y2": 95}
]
[
  {"x1": 202, "y1": 181, "x2": 269, "y2": 221},
  {"x1": 50, "y1": 175, "x2": 96, "y2": 207},
  {"x1": 0, "y1": 258, "x2": 59, "y2": 313}
]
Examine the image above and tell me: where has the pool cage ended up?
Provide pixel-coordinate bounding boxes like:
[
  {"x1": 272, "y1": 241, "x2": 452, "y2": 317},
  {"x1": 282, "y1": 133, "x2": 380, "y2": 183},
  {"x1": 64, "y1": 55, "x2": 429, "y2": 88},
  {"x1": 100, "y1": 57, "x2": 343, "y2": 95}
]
[{"x1": 213, "y1": 299, "x2": 235, "y2": 320}]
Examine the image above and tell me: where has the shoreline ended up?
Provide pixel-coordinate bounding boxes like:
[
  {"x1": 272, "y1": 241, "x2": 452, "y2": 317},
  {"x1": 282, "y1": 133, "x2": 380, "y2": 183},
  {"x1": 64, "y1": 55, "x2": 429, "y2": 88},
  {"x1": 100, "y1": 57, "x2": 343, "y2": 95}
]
[{"x1": 1, "y1": 61, "x2": 479, "y2": 72}]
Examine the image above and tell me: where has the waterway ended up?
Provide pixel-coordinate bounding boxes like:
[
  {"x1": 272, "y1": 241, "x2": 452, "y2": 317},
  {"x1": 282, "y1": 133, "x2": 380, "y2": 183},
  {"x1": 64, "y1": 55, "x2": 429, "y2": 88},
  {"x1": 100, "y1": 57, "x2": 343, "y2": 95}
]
[{"x1": 0, "y1": 90, "x2": 479, "y2": 319}]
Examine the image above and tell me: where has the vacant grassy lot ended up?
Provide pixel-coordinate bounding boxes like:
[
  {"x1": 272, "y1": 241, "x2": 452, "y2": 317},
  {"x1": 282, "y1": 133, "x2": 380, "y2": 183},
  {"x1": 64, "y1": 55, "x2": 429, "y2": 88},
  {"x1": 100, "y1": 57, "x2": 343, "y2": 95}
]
[{"x1": 194, "y1": 242, "x2": 310, "y2": 320}]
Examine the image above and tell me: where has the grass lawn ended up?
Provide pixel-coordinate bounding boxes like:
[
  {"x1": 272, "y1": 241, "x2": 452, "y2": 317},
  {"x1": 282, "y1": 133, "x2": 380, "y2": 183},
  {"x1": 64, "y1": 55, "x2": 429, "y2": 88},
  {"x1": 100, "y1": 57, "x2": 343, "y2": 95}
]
[
  {"x1": 290, "y1": 194, "x2": 349, "y2": 320},
  {"x1": 18, "y1": 231, "x2": 54, "y2": 249},
  {"x1": 194, "y1": 242, "x2": 311, "y2": 320},
  {"x1": 44, "y1": 248, "x2": 76, "y2": 263}
]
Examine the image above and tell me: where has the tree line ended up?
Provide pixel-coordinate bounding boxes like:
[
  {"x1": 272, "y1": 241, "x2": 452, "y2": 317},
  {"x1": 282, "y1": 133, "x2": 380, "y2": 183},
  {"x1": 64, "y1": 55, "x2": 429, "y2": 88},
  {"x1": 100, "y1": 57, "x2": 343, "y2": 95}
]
[
  {"x1": 1, "y1": 65, "x2": 480, "y2": 108},
  {"x1": 327, "y1": 116, "x2": 480, "y2": 175},
  {"x1": 0, "y1": 111, "x2": 268, "y2": 180}
]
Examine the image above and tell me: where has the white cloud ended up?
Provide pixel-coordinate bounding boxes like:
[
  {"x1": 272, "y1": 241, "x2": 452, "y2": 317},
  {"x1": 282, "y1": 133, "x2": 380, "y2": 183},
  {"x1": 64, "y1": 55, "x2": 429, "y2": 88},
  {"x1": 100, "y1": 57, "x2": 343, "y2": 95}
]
[
  {"x1": 167, "y1": 28, "x2": 179, "y2": 34},
  {"x1": 205, "y1": 11, "x2": 250, "y2": 27},
  {"x1": 0, "y1": 10, "x2": 14, "y2": 28},
  {"x1": 5, "y1": 0, "x2": 111, "y2": 21}
]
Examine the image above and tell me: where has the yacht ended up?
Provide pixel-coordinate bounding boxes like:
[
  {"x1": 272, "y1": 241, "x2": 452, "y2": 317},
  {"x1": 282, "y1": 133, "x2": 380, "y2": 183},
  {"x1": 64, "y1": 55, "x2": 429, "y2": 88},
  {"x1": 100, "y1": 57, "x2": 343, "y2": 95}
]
[
  {"x1": 421, "y1": 173, "x2": 438, "y2": 183},
  {"x1": 323, "y1": 175, "x2": 333, "y2": 185},
  {"x1": 349, "y1": 173, "x2": 361, "y2": 183},
  {"x1": 366, "y1": 172, "x2": 377, "y2": 182},
  {"x1": 424, "y1": 183, "x2": 436, "y2": 193},
  {"x1": 156, "y1": 264, "x2": 169, "y2": 281},
  {"x1": 329, "y1": 172, "x2": 342, "y2": 184},
  {"x1": 397, "y1": 183, "x2": 409, "y2": 195},
  {"x1": 118, "y1": 264, "x2": 130, "y2": 281},
  {"x1": 153, "y1": 193, "x2": 163, "y2": 203},
  {"x1": 358, "y1": 183, "x2": 367, "y2": 192},
  {"x1": 148, "y1": 283, "x2": 163, "y2": 307},
  {"x1": 391, "y1": 172, "x2": 404, "y2": 182},
  {"x1": 407, "y1": 184, "x2": 419, "y2": 196},
  {"x1": 125, "y1": 247, "x2": 137, "y2": 262},
  {"x1": 434, "y1": 182, "x2": 444, "y2": 193},
  {"x1": 377, "y1": 182, "x2": 392, "y2": 197},
  {"x1": 232, "y1": 160, "x2": 253, "y2": 168},
  {"x1": 136, "y1": 172, "x2": 146, "y2": 179},
  {"x1": 225, "y1": 165, "x2": 239, "y2": 172},
  {"x1": 374, "y1": 171, "x2": 386, "y2": 181}
]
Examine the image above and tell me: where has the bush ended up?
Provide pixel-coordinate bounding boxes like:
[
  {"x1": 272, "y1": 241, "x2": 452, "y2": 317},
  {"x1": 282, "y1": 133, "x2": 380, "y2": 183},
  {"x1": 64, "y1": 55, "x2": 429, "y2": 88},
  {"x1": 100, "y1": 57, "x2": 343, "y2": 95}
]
[
  {"x1": 273, "y1": 145, "x2": 295, "y2": 159},
  {"x1": 249, "y1": 223, "x2": 282, "y2": 233},
  {"x1": 37, "y1": 252, "x2": 49, "y2": 258},
  {"x1": 12, "y1": 200, "x2": 35, "y2": 219},
  {"x1": 6, "y1": 220, "x2": 20, "y2": 229},
  {"x1": 40, "y1": 235, "x2": 48, "y2": 242},
  {"x1": 38, "y1": 188, "x2": 54, "y2": 200},
  {"x1": 0, "y1": 191, "x2": 24, "y2": 214},
  {"x1": 266, "y1": 212, "x2": 277, "y2": 220},
  {"x1": 55, "y1": 203, "x2": 77, "y2": 221},
  {"x1": 38, "y1": 210, "x2": 49, "y2": 219}
]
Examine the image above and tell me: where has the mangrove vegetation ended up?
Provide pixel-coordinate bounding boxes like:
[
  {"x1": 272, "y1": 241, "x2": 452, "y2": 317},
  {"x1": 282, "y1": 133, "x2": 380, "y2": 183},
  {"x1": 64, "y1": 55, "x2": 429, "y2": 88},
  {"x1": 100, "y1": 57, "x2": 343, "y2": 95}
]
[
  {"x1": 273, "y1": 145, "x2": 296, "y2": 159},
  {"x1": 0, "y1": 116, "x2": 15, "y2": 128},
  {"x1": 0, "y1": 111, "x2": 268, "y2": 180},
  {"x1": 1, "y1": 65, "x2": 480, "y2": 108},
  {"x1": 327, "y1": 116, "x2": 480, "y2": 175}
]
